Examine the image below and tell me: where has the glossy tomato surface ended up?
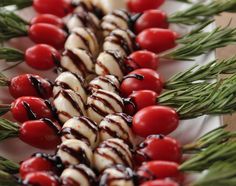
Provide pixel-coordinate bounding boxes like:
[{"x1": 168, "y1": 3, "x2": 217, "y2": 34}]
[
  {"x1": 9, "y1": 74, "x2": 52, "y2": 99},
  {"x1": 136, "y1": 28, "x2": 178, "y2": 53},
  {"x1": 135, "y1": 10, "x2": 169, "y2": 33},
  {"x1": 31, "y1": 14, "x2": 64, "y2": 28},
  {"x1": 126, "y1": 0, "x2": 165, "y2": 13},
  {"x1": 141, "y1": 179, "x2": 179, "y2": 186},
  {"x1": 25, "y1": 44, "x2": 60, "y2": 70},
  {"x1": 121, "y1": 69, "x2": 163, "y2": 97},
  {"x1": 132, "y1": 106, "x2": 179, "y2": 137}
]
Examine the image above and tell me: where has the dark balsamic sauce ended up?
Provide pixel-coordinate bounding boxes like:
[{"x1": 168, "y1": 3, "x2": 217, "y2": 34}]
[
  {"x1": 123, "y1": 74, "x2": 144, "y2": 81},
  {"x1": 22, "y1": 102, "x2": 37, "y2": 120},
  {"x1": 29, "y1": 75, "x2": 47, "y2": 98},
  {"x1": 41, "y1": 118, "x2": 60, "y2": 135},
  {"x1": 60, "y1": 145, "x2": 91, "y2": 166}
]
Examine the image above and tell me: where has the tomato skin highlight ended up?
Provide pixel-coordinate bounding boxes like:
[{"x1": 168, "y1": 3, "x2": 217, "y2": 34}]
[
  {"x1": 135, "y1": 10, "x2": 169, "y2": 33},
  {"x1": 125, "y1": 90, "x2": 158, "y2": 115},
  {"x1": 126, "y1": 0, "x2": 165, "y2": 13},
  {"x1": 121, "y1": 69, "x2": 163, "y2": 97},
  {"x1": 132, "y1": 106, "x2": 179, "y2": 137},
  {"x1": 19, "y1": 119, "x2": 61, "y2": 149},
  {"x1": 28, "y1": 23, "x2": 67, "y2": 49},
  {"x1": 33, "y1": 0, "x2": 73, "y2": 17},
  {"x1": 11, "y1": 97, "x2": 54, "y2": 123},
  {"x1": 25, "y1": 44, "x2": 61, "y2": 70},
  {"x1": 20, "y1": 156, "x2": 56, "y2": 179},
  {"x1": 125, "y1": 51, "x2": 159, "y2": 72},
  {"x1": 23, "y1": 171, "x2": 60, "y2": 186},
  {"x1": 31, "y1": 14, "x2": 64, "y2": 28},
  {"x1": 137, "y1": 161, "x2": 180, "y2": 184},
  {"x1": 141, "y1": 179, "x2": 179, "y2": 186},
  {"x1": 136, "y1": 135, "x2": 182, "y2": 164},
  {"x1": 9, "y1": 74, "x2": 52, "y2": 99},
  {"x1": 136, "y1": 28, "x2": 178, "y2": 53}
]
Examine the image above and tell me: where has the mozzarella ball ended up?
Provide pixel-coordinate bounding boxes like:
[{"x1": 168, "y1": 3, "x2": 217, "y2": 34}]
[
  {"x1": 94, "y1": 138, "x2": 133, "y2": 172},
  {"x1": 57, "y1": 139, "x2": 93, "y2": 167},
  {"x1": 54, "y1": 89, "x2": 86, "y2": 123},
  {"x1": 61, "y1": 116, "x2": 99, "y2": 149},
  {"x1": 87, "y1": 89, "x2": 124, "y2": 123}
]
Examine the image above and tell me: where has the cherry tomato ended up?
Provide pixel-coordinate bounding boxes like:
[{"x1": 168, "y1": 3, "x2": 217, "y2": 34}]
[
  {"x1": 136, "y1": 28, "x2": 178, "y2": 53},
  {"x1": 33, "y1": 0, "x2": 73, "y2": 17},
  {"x1": 135, "y1": 10, "x2": 169, "y2": 33},
  {"x1": 9, "y1": 74, "x2": 52, "y2": 99},
  {"x1": 11, "y1": 96, "x2": 54, "y2": 123},
  {"x1": 23, "y1": 171, "x2": 60, "y2": 186},
  {"x1": 126, "y1": 0, "x2": 165, "y2": 13},
  {"x1": 141, "y1": 179, "x2": 179, "y2": 186},
  {"x1": 20, "y1": 156, "x2": 56, "y2": 178},
  {"x1": 19, "y1": 119, "x2": 61, "y2": 149},
  {"x1": 25, "y1": 44, "x2": 61, "y2": 70},
  {"x1": 121, "y1": 69, "x2": 163, "y2": 97},
  {"x1": 31, "y1": 14, "x2": 64, "y2": 28},
  {"x1": 135, "y1": 135, "x2": 182, "y2": 164},
  {"x1": 125, "y1": 90, "x2": 158, "y2": 115},
  {"x1": 125, "y1": 51, "x2": 159, "y2": 72},
  {"x1": 137, "y1": 161, "x2": 180, "y2": 184},
  {"x1": 132, "y1": 106, "x2": 179, "y2": 137},
  {"x1": 29, "y1": 23, "x2": 67, "y2": 49}
]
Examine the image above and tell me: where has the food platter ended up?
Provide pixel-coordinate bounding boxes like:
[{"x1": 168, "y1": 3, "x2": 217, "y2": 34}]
[{"x1": 0, "y1": 0, "x2": 221, "y2": 164}]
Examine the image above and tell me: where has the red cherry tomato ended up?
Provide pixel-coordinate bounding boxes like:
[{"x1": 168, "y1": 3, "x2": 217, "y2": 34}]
[
  {"x1": 132, "y1": 106, "x2": 179, "y2": 137},
  {"x1": 125, "y1": 51, "x2": 159, "y2": 72},
  {"x1": 135, "y1": 10, "x2": 169, "y2": 33},
  {"x1": 33, "y1": 0, "x2": 73, "y2": 17},
  {"x1": 11, "y1": 97, "x2": 54, "y2": 123},
  {"x1": 137, "y1": 161, "x2": 180, "y2": 184},
  {"x1": 19, "y1": 119, "x2": 61, "y2": 149},
  {"x1": 31, "y1": 14, "x2": 64, "y2": 28},
  {"x1": 136, "y1": 28, "x2": 178, "y2": 53},
  {"x1": 126, "y1": 0, "x2": 165, "y2": 13},
  {"x1": 125, "y1": 90, "x2": 158, "y2": 115},
  {"x1": 135, "y1": 135, "x2": 182, "y2": 164},
  {"x1": 9, "y1": 74, "x2": 52, "y2": 99},
  {"x1": 29, "y1": 23, "x2": 67, "y2": 49},
  {"x1": 121, "y1": 69, "x2": 163, "y2": 97},
  {"x1": 25, "y1": 44, "x2": 61, "y2": 70},
  {"x1": 20, "y1": 156, "x2": 56, "y2": 178},
  {"x1": 141, "y1": 179, "x2": 179, "y2": 186},
  {"x1": 23, "y1": 171, "x2": 60, "y2": 186}
]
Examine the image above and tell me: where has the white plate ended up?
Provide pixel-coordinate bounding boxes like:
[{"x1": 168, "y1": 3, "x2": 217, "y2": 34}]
[{"x1": 0, "y1": 0, "x2": 221, "y2": 164}]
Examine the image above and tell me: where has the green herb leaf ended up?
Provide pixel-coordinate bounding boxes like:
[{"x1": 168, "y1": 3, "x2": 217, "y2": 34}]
[
  {"x1": 165, "y1": 57, "x2": 236, "y2": 89},
  {"x1": 0, "y1": 118, "x2": 19, "y2": 140},
  {"x1": 0, "y1": 170, "x2": 19, "y2": 186},
  {"x1": 163, "y1": 26, "x2": 236, "y2": 61},
  {"x1": 0, "y1": 9, "x2": 28, "y2": 41},
  {"x1": 0, "y1": 156, "x2": 19, "y2": 174},
  {"x1": 180, "y1": 141, "x2": 236, "y2": 172},
  {"x1": 183, "y1": 125, "x2": 236, "y2": 153},
  {"x1": 159, "y1": 74, "x2": 236, "y2": 119},
  {"x1": 0, "y1": 48, "x2": 24, "y2": 62},
  {"x1": 0, "y1": 72, "x2": 9, "y2": 86},
  {"x1": 0, "y1": 0, "x2": 32, "y2": 9},
  {"x1": 168, "y1": 0, "x2": 236, "y2": 25},
  {"x1": 193, "y1": 162, "x2": 236, "y2": 186}
]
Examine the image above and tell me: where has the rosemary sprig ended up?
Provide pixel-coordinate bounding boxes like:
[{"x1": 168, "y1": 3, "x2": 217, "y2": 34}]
[
  {"x1": 163, "y1": 26, "x2": 236, "y2": 61},
  {"x1": 0, "y1": 170, "x2": 19, "y2": 186},
  {"x1": 192, "y1": 162, "x2": 236, "y2": 186},
  {"x1": 179, "y1": 141, "x2": 236, "y2": 172},
  {"x1": 0, "y1": 0, "x2": 32, "y2": 9},
  {"x1": 159, "y1": 74, "x2": 236, "y2": 119},
  {"x1": 0, "y1": 118, "x2": 19, "y2": 140},
  {"x1": 168, "y1": 0, "x2": 236, "y2": 25},
  {"x1": 183, "y1": 125, "x2": 236, "y2": 153},
  {"x1": 165, "y1": 57, "x2": 236, "y2": 89},
  {"x1": 0, "y1": 9, "x2": 28, "y2": 41},
  {"x1": 0, "y1": 48, "x2": 24, "y2": 62},
  {"x1": 0, "y1": 156, "x2": 19, "y2": 174},
  {"x1": 0, "y1": 73, "x2": 9, "y2": 86}
]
